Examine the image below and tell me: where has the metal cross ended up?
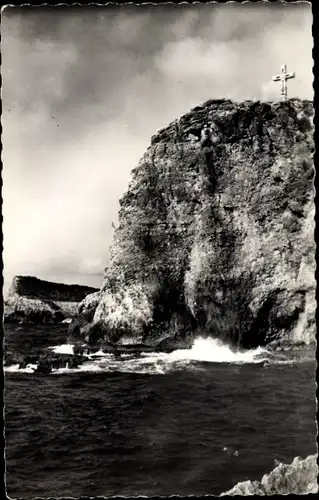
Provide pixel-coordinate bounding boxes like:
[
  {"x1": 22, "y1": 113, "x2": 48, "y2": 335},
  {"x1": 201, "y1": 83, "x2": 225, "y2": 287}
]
[{"x1": 272, "y1": 64, "x2": 295, "y2": 101}]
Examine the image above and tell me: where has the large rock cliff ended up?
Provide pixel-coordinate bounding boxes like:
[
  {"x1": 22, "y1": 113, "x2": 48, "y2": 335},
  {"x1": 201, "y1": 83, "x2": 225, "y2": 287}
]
[
  {"x1": 71, "y1": 99, "x2": 315, "y2": 350},
  {"x1": 4, "y1": 276, "x2": 99, "y2": 324}
]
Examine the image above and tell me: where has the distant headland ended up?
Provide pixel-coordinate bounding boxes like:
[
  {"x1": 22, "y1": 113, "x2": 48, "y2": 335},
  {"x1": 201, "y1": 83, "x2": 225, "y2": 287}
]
[{"x1": 4, "y1": 275, "x2": 99, "y2": 324}]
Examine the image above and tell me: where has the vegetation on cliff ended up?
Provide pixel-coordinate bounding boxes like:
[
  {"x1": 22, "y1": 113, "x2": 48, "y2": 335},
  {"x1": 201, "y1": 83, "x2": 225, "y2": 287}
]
[{"x1": 71, "y1": 98, "x2": 314, "y2": 350}]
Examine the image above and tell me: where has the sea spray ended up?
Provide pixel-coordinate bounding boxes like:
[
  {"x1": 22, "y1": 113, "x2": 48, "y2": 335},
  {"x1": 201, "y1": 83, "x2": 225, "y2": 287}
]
[
  {"x1": 49, "y1": 344, "x2": 74, "y2": 355},
  {"x1": 171, "y1": 337, "x2": 267, "y2": 364},
  {"x1": 4, "y1": 363, "x2": 38, "y2": 374},
  {"x1": 4, "y1": 337, "x2": 267, "y2": 375}
]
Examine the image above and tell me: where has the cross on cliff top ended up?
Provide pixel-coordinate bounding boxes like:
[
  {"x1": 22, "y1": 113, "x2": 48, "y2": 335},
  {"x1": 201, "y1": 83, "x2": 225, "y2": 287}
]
[{"x1": 272, "y1": 64, "x2": 295, "y2": 101}]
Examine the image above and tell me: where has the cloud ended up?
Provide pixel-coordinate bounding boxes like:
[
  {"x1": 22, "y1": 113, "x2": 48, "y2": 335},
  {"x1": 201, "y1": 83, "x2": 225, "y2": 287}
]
[
  {"x1": 1, "y1": 3, "x2": 313, "y2": 293},
  {"x1": 155, "y1": 5, "x2": 313, "y2": 102}
]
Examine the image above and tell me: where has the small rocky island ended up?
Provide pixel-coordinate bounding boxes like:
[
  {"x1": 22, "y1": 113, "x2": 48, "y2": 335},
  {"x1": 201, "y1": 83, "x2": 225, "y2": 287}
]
[{"x1": 4, "y1": 275, "x2": 99, "y2": 324}]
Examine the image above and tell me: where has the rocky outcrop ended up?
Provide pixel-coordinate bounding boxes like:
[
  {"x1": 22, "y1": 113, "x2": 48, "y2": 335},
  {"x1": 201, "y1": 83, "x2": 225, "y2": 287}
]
[
  {"x1": 221, "y1": 454, "x2": 318, "y2": 495},
  {"x1": 4, "y1": 276, "x2": 99, "y2": 324},
  {"x1": 72, "y1": 98, "x2": 315, "y2": 350}
]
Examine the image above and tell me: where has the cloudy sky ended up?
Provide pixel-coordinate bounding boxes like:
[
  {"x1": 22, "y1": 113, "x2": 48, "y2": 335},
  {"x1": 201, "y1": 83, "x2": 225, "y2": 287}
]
[{"x1": 2, "y1": 2, "x2": 313, "y2": 293}]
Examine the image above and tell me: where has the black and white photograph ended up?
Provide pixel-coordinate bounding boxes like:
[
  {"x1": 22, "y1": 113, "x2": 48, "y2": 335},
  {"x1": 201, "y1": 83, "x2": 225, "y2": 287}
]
[{"x1": 2, "y1": 1, "x2": 317, "y2": 497}]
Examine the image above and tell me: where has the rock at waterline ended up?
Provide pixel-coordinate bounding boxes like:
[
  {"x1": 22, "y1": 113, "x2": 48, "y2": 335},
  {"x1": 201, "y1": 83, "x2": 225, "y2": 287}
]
[
  {"x1": 70, "y1": 98, "x2": 314, "y2": 351},
  {"x1": 4, "y1": 276, "x2": 99, "y2": 325},
  {"x1": 221, "y1": 454, "x2": 318, "y2": 495}
]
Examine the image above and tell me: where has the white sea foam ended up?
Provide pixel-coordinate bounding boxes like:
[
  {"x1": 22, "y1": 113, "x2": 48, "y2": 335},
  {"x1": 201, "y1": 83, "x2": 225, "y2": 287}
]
[
  {"x1": 88, "y1": 349, "x2": 110, "y2": 357},
  {"x1": 49, "y1": 344, "x2": 74, "y2": 355},
  {"x1": 4, "y1": 363, "x2": 37, "y2": 374},
  {"x1": 48, "y1": 337, "x2": 268, "y2": 375},
  {"x1": 4, "y1": 364, "x2": 20, "y2": 373},
  {"x1": 61, "y1": 318, "x2": 72, "y2": 324},
  {"x1": 5, "y1": 338, "x2": 311, "y2": 376},
  {"x1": 4, "y1": 337, "x2": 269, "y2": 376},
  {"x1": 52, "y1": 362, "x2": 105, "y2": 375},
  {"x1": 21, "y1": 363, "x2": 38, "y2": 373},
  {"x1": 49, "y1": 344, "x2": 112, "y2": 358},
  {"x1": 154, "y1": 337, "x2": 267, "y2": 364}
]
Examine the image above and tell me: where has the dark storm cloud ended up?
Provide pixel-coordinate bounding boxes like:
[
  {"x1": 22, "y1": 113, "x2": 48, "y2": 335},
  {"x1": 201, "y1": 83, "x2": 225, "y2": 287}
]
[
  {"x1": 3, "y1": 5, "x2": 194, "y2": 127},
  {"x1": 2, "y1": 3, "x2": 313, "y2": 292},
  {"x1": 2, "y1": 2, "x2": 300, "y2": 132}
]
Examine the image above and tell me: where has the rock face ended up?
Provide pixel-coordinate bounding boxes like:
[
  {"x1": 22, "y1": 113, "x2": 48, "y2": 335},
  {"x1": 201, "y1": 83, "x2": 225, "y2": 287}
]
[
  {"x1": 73, "y1": 98, "x2": 315, "y2": 350},
  {"x1": 4, "y1": 276, "x2": 99, "y2": 324},
  {"x1": 221, "y1": 454, "x2": 318, "y2": 495}
]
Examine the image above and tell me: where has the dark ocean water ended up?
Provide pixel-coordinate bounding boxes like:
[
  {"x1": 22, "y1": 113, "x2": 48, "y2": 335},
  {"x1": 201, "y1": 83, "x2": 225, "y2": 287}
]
[{"x1": 4, "y1": 325, "x2": 317, "y2": 498}]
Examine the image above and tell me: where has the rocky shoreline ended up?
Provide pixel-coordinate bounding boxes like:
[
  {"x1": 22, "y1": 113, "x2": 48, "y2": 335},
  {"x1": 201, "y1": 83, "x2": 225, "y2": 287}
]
[
  {"x1": 221, "y1": 454, "x2": 318, "y2": 495},
  {"x1": 4, "y1": 328, "x2": 315, "y2": 375}
]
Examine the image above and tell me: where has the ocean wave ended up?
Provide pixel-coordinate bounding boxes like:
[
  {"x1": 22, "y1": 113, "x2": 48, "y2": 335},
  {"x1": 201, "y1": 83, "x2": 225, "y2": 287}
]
[
  {"x1": 49, "y1": 344, "x2": 75, "y2": 355},
  {"x1": 11, "y1": 338, "x2": 314, "y2": 376},
  {"x1": 4, "y1": 363, "x2": 38, "y2": 374},
  {"x1": 172, "y1": 337, "x2": 267, "y2": 364},
  {"x1": 48, "y1": 344, "x2": 111, "y2": 358},
  {"x1": 89, "y1": 349, "x2": 112, "y2": 357},
  {"x1": 221, "y1": 454, "x2": 318, "y2": 495}
]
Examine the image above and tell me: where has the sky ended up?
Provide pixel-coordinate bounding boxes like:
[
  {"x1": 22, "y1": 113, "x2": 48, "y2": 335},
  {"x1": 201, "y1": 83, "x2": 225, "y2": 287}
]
[{"x1": 1, "y1": 2, "x2": 313, "y2": 294}]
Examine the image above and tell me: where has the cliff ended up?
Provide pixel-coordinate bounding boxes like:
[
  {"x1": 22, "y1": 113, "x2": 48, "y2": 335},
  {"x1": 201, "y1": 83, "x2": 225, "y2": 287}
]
[
  {"x1": 4, "y1": 276, "x2": 99, "y2": 324},
  {"x1": 71, "y1": 98, "x2": 315, "y2": 350},
  {"x1": 221, "y1": 454, "x2": 318, "y2": 495}
]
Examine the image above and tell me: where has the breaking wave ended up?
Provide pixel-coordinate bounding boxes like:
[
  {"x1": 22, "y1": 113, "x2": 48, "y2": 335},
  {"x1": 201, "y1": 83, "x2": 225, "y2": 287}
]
[
  {"x1": 4, "y1": 337, "x2": 268, "y2": 375},
  {"x1": 175, "y1": 337, "x2": 266, "y2": 363},
  {"x1": 5, "y1": 363, "x2": 38, "y2": 374},
  {"x1": 49, "y1": 344, "x2": 75, "y2": 355}
]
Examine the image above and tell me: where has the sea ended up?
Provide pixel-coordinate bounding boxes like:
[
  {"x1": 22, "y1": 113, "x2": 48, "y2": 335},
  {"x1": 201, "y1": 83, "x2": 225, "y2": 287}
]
[{"x1": 4, "y1": 324, "x2": 317, "y2": 498}]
